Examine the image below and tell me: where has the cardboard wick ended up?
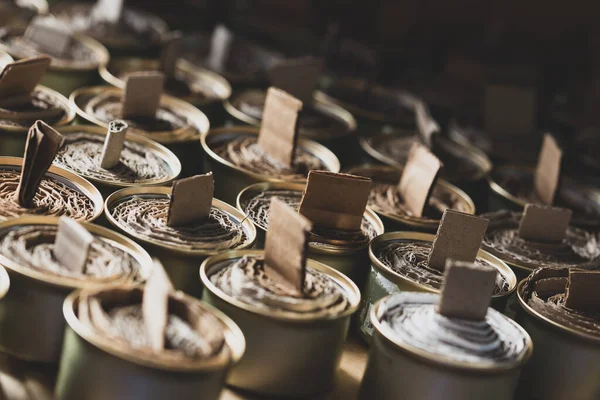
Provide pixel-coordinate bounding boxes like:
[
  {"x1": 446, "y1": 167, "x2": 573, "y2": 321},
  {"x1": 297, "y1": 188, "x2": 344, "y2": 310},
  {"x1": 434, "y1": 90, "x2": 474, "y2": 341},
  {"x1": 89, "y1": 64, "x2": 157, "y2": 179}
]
[
  {"x1": 299, "y1": 170, "x2": 371, "y2": 231},
  {"x1": 415, "y1": 102, "x2": 440, "y2": 149},
  {"x1": 267, "y1": 57, "x2": 323, "y2": 103},
  {"x1": 518, "y1": 203, "x2": 572, "y2": 243},
  {"x1": 397, "y1": 143, "x2": 442, "y2": 217},
  {"x1": 121, "y1": 72, "x2": 165, "y2": 120},
  {"x1": 427, "y1": 209, "x2": 489, "y2": 272},
  {"x1": 24, "y1": 17, "x2": 73, "y2": 56},
  {"x1": 16, "y1": 120, "x2": 64, "y2": 208},
  {"x1": 534, "y1": 134, "x2": 562, "y2": 205},
  {"x1": 160, "y1": 31, "x2": 183, "y2": 78},
  {"x1": 143, "y1": 258, "x2": 174, "y2": 352},
  {"x1": 99, "y1": 120, "x2": 128, "y2": 169},
  {"x1": 167, "y1": 173, "x2": 214, "y2": 227},
  {"x1": 206, "y1": 24, "x2": 234, "y2": 72},
  {"x1": 565, "y1": 270, "x2": 600, "y2": 313},
  {"x1": 0, "y1": 55, "x2": 51, "y2": 109},
  {"x1": 257, "y1": 87, "x2": 303, "y2": 167},
  {"x1": 91, "y1": 0, "x2": 125, "y2": 24},
  {"x1": 438, "y1": 259, "x2": 497, "y2": 320},
  {"x1": 53, "y1": 217, "x2": 93, "y2": 273},
  {"x1": 264, "y1": 198, "x2": 313, "y2": 295}
]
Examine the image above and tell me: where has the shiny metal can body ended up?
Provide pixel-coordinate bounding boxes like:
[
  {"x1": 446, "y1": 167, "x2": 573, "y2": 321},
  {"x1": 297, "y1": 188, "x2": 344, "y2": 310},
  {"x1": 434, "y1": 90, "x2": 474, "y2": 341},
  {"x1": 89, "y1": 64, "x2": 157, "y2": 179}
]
[{"x1": 200, "y1": 250, "x2": 360, "y2": 398}]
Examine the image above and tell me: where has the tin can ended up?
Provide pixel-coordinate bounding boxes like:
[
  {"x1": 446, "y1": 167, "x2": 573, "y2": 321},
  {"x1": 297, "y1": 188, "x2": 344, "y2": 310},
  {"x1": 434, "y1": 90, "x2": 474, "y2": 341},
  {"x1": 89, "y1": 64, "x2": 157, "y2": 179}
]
[
  {"x1": 54, "y1": 125, "x2": 181, "y2": 199},
  {"x1": 70, "y1": 85, "x2": 210, "y2": 177},
  {"x1": 223, "y1": 89, "x2": 357, "y2": 165},
  {"x1": 99, "y1": 57, "x2": 232, "y2": 124},
  {"x1": 516, "y1": 272, "x2": 600, "y2": 399},
  {"x1": 487, "y1": 164, "x2": 600, "y2": 229},
  {"x1": 200, "y1": 250, "x2": 360, "y2": 397},
  {"x1": 105, "y1": 186, "x2": 256, "y2": 298},
  {"x1": 359, "y1": 127, "x2": 493, "y2": 212},
  {"x1": 345, "y1": 164, "x2": 476, "y2": 232},
  {"x1": 0, "y1": 216, "x2": 152, "y2": 362},
  {"x1": 0, "y1": 85, "x2": 76, "y2": 157},
  {"x1": 359, "y1": 294, "x2": 533, "y2": 400},
  {"x1": 0, "y1": 156, "x2": 104, "y2": 223},
  {"x1": 55, "y1": 287, "x2": 245, "y2": 400},
  {"x1": 236, "y1": 181, "x2": 384, "y2": 285},
  {"x1": 201, "y1": 126, "x2": 340, "y2": 205},
  {"x1": 357, "y1": 231, "x2": 517, "y2": 343},
  {"x1": 0, "y1": 28, "x2": 110, "y2": 96}
]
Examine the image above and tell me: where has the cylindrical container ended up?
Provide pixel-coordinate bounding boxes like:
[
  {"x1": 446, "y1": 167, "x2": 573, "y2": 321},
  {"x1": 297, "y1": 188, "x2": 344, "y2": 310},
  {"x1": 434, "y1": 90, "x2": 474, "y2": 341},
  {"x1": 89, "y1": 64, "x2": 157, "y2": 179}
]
[
  {"x1": 0, "y1": 27, "x2": 109, "y2": 96},
  {"x1": 345, "y1": 164, "x2": 475, "y2": 232},
  {"x1": 359, "y1": 125, "x2": 493, "y2": 212},
  {"x1": 357, "y1": 231, "x2": 517, "y2": 343},
  {"x1": 223, "y1": 89, "x2": 357, "y2": 165},
  {"x1": 55, "y1": 286, "x2": 245, "y2": 400},
  {"x1": 200, "y1": 250, "x2": 360, "y2": 397},
  {"x1": 360, "y1": 292, "x2": 533, "y2": 400},
  {"x1": 99, "y1": 57, "x2": 232, "y2": 124},
  {"x1": 236, "y1": 181, "x2": 384, "y2": 285},
  {"x1": 70, "y1": 85, "x2": 210, "y2": 177},
  {"x1": 516, "y1": 268, "x2": 600, "y2": 399},
  {"x1": 487, "y1": 164, "x2": 600, "y2": 229},
  {"x1": 181, "y1": 31, "x2": 284, "y2": 88},
  {"x1": 0, "y1": 156, "x2": 104, "y2": 223},
  {"x1": 0, "y1": 85, "x2": 76, "y2": 157},
  {"x1": 51, "y1": 2, "x2": 168, "y2": 56},
  {"x1": 201, "y1": 126, "x2": 340, "y2": 205},
  {"x1": 480, "y1": 210, "x2": 600, "y2": 280},
  {"x1": 53, "y1": 125, "x2": 181, "y2": 199},
  {"x1": 105, "y1": 186, "x2": 256, "y2": 297},
  {"x1": 0, "y1": 216, "x2": 152, "y2": 362}
]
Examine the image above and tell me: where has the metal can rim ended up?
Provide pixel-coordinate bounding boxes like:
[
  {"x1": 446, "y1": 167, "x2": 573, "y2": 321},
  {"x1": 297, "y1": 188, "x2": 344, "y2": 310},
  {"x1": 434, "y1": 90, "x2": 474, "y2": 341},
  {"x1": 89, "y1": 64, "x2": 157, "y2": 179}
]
[
  {"x1": 104, "y1": 186, "x2": 257, "y2": 257},
  {"x1": 368, "y1": 231, "x2": 517, "y2": 299},
  {"x1": 200, "y1": 249, "x2": 361, "y2": 323},
  {"x1": 69, "y1": 85, "x2": 210, "y2": 144},
  {"x1": 55, "y1": 124, "x2": 182, "y2": 189},
  {"x1": 0, "y1": 215, "x2": 153, "y2": 290},
  {"x1": 62, "y1": 287, "x2": 246, "y2": 372},
  {"x1": 200, "y1": 126, "x2": 341, "y2": 183}
]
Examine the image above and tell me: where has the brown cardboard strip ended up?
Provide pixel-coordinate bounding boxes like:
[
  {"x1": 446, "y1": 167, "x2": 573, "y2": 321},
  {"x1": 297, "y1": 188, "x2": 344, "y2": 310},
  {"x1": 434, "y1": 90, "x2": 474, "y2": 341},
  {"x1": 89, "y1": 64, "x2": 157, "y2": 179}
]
[
  {"x1": 257, "y1": 87, "x2": 303, "y2": 167},
  {"x1": 299, "y1": 170, "x2": 371, "y2": 231},
  {"x1": 121, "y1": 72, "x2": 164, "y2": 119},
  {"x1": 428, "y1": 209, "x2": 489, "y2": 271},
  {"x1": 415, "y1": 102, "x2": 440, "y2": 148},
  {"x1": 167, "y1": 173, "x2": 214, "y2": 227},
  {"x1": 533, "y1": 277, "x2": 568, "y2": 298},
  {"x1": 0, "y1": 56, "x2": 51, "y2": 104},
  {"x1": 397, "y1": 143, "x2": 442, "y2": 217},
  {"x1": 53, "y1": 217, "x2": 93, "y2": 273},
  {"x1": 518, "y1": 204, "x2": 572, "y2": 243},
  {"x1": 534, "y1": 134, "x2": 562, "y2": 205},
  {"x1": 24, "y1": 17, "x2": 73, "y2": 56},
  {"x1": 143, "y1": 258, "x2": 174, "y2": 352},
  {"x1": 267, "y1": 57, "x2": 323, "y2": 103},
  {"x1": 91, "y1": 0, "x2": 124, "y2": 23},
  {"x1": 438, "y1": 260, "x2": 497, "y2": 320},
  {"x1": 264, "y1": 198, "x2": 313, "y2": 295},
  {"x1": 16, "y1": 121, "x2": 63, "y2": 208},
  {"x1": 206, "y1": 24, "x2": 233, "y2": 71},
  {"x1": 99, "y1": 120, "x2": 128, "y2": 169},
  {"x1": 160, "y1": 31, "x2": 182, "y2": 78},
  {"x1": 565, "y1": 270, "x2": 600, "y2": 312}
]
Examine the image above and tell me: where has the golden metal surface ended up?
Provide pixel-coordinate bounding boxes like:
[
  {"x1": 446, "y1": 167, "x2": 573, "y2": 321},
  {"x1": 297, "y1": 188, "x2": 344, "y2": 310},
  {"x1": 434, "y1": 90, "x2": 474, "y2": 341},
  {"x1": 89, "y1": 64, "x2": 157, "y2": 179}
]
[
  {"x1": 99, "y1": 57, "x2": 232, "y2": 106},
  {"x1": 200, "y1": 250, "x2": 360, "y2": 397},
  {"x1": 0, "y1": 216, "x2": 152, "y2": 362}
]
